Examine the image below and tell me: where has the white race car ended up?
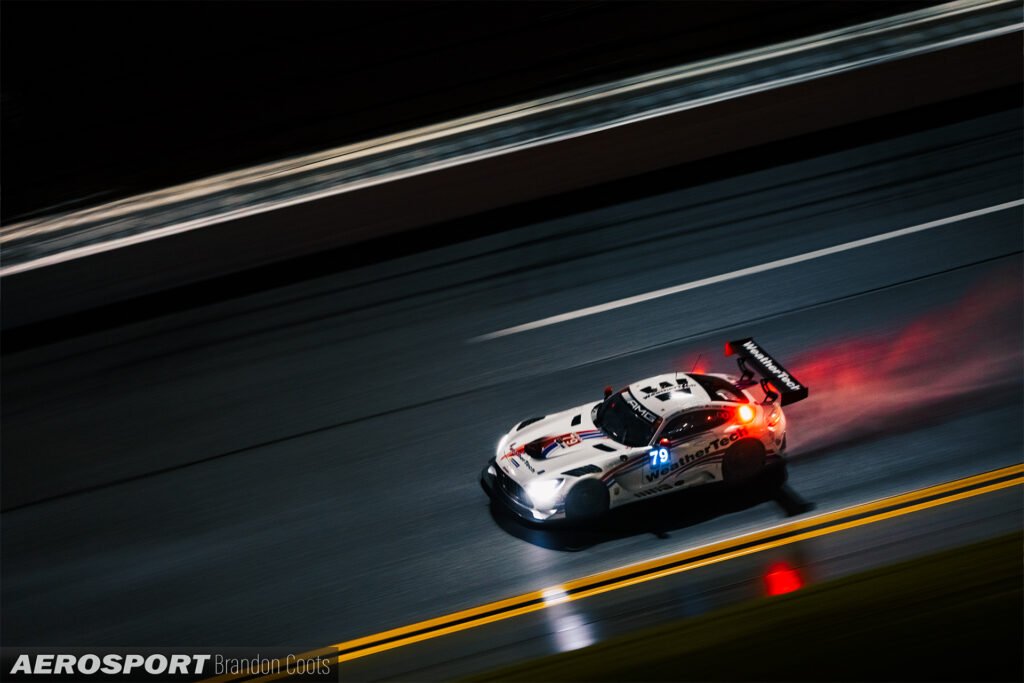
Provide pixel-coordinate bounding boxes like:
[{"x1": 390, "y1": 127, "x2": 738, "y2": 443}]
[{"x1": 481, "y1": 338, "x2": 808, "y2": 524}]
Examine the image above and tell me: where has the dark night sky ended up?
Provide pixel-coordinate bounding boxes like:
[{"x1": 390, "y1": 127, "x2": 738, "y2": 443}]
[{"x1": 1, "y1": 1, "x2": 935, "y2": 221}]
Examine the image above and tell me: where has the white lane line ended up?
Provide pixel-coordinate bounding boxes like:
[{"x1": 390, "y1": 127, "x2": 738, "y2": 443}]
[{"x1": 472, "y1": 198, "x2": 1024, "y2": 342}]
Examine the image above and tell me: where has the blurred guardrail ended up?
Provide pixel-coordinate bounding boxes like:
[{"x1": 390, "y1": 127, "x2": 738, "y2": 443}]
[{"x1": 2, "y1": 0, "x2": 1020, "y2": 328}]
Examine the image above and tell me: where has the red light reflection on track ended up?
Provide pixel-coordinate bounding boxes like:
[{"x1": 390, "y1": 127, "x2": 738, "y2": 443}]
[{"x1": 764, "y1": 562, "x2": 803, "y2": 596}]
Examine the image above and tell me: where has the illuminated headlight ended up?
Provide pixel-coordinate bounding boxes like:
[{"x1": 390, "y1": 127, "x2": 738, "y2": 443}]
[{"x1": 526, "y1": 478, "x2": 566, "y2": 508}]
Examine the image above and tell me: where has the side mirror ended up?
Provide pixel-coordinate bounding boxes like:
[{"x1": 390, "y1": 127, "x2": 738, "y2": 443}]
[
  {"x1": 659, "y1": 437, "x2": 670, "y2": 446},
  {"x1": 604, "y1": 386, "x2": 613, "y2": 398}
]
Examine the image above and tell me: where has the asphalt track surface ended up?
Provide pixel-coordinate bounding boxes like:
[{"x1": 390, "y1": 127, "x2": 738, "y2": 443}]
[
  {"x1": 342, "y1": 481, "x2": 1024, "y2": 680},
  {"x1": 2, "y1": 106, "x2": 1022, "y2": 660}
]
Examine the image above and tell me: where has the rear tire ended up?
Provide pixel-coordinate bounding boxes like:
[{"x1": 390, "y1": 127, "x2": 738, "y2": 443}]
[
  {"x1": 722, "y1": 439, "x2": 767, "y2": 485},
  {"x1": 565, "y1": 479, "x2": 610, "y2": 522}
]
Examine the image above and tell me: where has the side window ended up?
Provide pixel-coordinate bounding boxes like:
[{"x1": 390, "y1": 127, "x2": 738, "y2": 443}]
[
  {"x1": 662, "y1": 409, "x2": 732, "y2": 441},
  {"x1": 690, "y1": 374, "x2": 748, "y2": 402}
]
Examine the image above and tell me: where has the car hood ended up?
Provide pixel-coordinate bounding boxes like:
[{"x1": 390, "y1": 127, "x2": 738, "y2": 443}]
[{"x1": 496, "y1": 403, "x2": 627, "y2": 482}]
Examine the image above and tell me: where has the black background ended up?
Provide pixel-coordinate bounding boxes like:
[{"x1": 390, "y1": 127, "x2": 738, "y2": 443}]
[{"x1": 1, "y1": 0, "x2": 934, "y2": 221}]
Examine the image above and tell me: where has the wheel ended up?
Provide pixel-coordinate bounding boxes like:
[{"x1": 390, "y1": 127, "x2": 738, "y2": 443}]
[
  {"x1": 721, "y1": 439, "x2": 767, "y2": 485},
  {"x1": 564, "y1": 479, "x2": 610, "y2": 522}
]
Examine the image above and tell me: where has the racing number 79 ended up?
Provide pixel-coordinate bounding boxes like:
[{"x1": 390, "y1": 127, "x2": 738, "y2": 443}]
[{"x1": 648, "y1": 447, "x2": 669, "y2": 467}]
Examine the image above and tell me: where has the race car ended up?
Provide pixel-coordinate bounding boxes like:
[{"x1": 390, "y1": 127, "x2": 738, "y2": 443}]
[{"x1": 481, "y1": 338, "x2": 808, "y2": 524}]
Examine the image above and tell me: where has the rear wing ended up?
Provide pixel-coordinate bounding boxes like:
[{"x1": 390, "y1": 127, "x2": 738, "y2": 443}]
[{"x1": 724, "y1": 338, "x2": 808, "y2": 406}]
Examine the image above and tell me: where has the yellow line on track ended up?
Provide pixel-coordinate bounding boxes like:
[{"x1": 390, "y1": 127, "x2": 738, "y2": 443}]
[{"x1": 205, "y1": 463, "x2": 1023, "y2": 683}]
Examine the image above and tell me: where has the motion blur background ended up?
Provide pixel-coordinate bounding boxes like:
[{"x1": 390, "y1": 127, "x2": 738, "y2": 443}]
[
  {"x1": 3, "y1": 0, "x2": 932, "y2": 221},
  {"x1": 1, "y1": 1, "x2": 1021, "y2": 681}
]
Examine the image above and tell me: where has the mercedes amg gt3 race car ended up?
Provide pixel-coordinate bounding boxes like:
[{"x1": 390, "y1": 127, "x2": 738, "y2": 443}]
[{"x1": 481, "y1": 338, "x2": 808, "y2": 524}]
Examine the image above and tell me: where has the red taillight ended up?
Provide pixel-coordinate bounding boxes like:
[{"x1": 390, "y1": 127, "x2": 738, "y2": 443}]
[
  {"x1": 764, "y1": 562, "x2": 803, "y2": 596},
  {"x1": 737, "y1": 404, "x2": 755, "y2": 423}
]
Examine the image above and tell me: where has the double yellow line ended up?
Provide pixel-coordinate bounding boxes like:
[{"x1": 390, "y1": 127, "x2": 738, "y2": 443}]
[{"x1": 205, "y1": 463, "x2": 1023, "y2": 683}]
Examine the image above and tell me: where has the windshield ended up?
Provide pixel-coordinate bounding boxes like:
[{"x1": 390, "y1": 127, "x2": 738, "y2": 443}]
[{"x1": 595, "y1": 390, "x2": 660, "y2": 446}]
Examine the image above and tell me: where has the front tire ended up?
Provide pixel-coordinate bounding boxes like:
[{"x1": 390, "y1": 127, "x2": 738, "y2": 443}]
[
  {"x1": 721, "y1": 439, "x2": 767, "y2": 485},
  {"x1": 564, "y1": 479, "x2": 610, "y2": 522}
]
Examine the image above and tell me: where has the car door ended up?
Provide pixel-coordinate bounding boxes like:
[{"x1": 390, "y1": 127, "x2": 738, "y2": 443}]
[{"x1": 644, "y1": 408, "x2": 734, "y2": 489}]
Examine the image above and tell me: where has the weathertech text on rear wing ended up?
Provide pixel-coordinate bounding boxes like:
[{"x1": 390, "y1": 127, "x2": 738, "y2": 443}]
[{"x1": 725, "y1": 338, "x2": 809, "y2": 406}]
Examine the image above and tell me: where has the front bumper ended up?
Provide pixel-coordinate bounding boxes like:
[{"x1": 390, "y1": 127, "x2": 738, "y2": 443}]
[{"x1": 480, "y1": 458, "x2": 565, "y2": 523}]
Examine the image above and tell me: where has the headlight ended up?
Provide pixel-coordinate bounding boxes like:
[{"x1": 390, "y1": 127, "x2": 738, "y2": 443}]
[{"x1": 526, "y1": 478, "x2": 566, "y2": 508}]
